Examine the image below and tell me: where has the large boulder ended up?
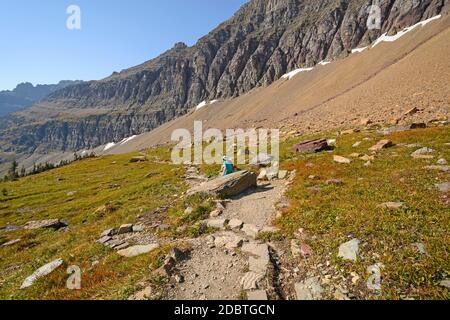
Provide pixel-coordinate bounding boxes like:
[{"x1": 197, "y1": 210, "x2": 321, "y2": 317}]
[
  {"x1": 24, "y1": 219, "x2": 66, "y2": 230},
  {"x1": 292, "y1": 139, "x2": 329, "y2": 153},
  {"x1": 187, "y1": 171, "x2": 257, "y2": 198}
]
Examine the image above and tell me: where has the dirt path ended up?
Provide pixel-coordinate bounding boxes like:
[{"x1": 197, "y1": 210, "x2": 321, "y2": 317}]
[{"x1": 168, "y1": 176, "x2": 288, "y2": 300}]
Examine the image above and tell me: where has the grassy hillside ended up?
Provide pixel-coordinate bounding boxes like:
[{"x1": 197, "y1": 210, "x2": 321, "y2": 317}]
[{"x1": 276, "y1": 126, "x2": 450, "y2": 299}]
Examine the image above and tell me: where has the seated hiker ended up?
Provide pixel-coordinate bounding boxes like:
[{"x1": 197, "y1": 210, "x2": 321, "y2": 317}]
[{"x1": 221, "y1": 156, "x2": 234, "y2": 176}]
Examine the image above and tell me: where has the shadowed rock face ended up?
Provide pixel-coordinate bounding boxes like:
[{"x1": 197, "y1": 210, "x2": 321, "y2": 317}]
[{"x1": 1, "y1": 0, "x2": 448, "y2": 156}]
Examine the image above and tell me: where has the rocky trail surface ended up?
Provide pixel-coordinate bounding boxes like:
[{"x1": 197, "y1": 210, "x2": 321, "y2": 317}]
[{"x1": 166, "y1": 169, "x2": 292, "y2": 300}]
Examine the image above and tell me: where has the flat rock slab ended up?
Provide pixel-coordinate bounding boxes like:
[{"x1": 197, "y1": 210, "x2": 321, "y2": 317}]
[
  {"x1": 24, "y1": 219, "x2": 66, "y2": 230},
  {"x1": 369, "y1": 140, "x2": 393, "y2": 151},
  {"x1": 187, "y1": 171, "x2": 257, "y2": 198},
  {"x1": 241, "y1": 224, "x2": 261, "y2": 238},
  {"x1": 338, "y1": 239, "x2": 360, "y2": 262},
  {"x1": 379, "y1": 202, "x2": 405, "y2": 209},
  {"x1": 207, "y1": 219, "x2": 228, "y2": 229},
  {"x1": 241, "y1": 272, "x2": 264, "y2": 290},
  {"x1": 333, "y1": 156, "x2": 352, "y2": 164},
  {"x1": 117, "y1": 244, "x2": 159, "y2": 258},
  {"x1": 21, "y1": 258, "x2": 64, "y2": 289},
  {"x1": 294, "y1": 277, "x2": 324, "y2": 300},
  {"x1": 292, "y1": 139, "x2": 329, "y2": 153}
]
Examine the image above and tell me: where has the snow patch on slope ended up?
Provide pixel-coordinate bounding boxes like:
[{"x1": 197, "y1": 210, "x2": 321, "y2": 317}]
[
  {"x1": 352, "y1": 46, "x2": 368, "y2": 54},
  {"x1": 103, "y1": 142, "x2": 116, "y2": 151},
  {"x1": 372, "y1": 14, "x2": 441, "y2": 47},
  {"x1": 281, "y1": 67, "x2": 314, "y2": 80}
]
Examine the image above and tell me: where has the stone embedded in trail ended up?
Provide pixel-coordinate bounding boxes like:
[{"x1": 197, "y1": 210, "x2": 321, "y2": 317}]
[
  {"x1": 294, "y1": 277, "x2": 324, "y2": 300},
  {"x1": 241, "y1": 224, "x2": 261, "y2": 238},
  {"x1": 379, "y1": 202, "x2": 405, "y2": 210},
  {"x1": 247, "y1": 290, "x2": 268, "y2": 300},
  {"x1": 206, "y1": 219, "x2": 228, "y2": 229},
  {"x1": 117, "y1": 243, "x2": 159, "y2": 258},
  {"x1": 333, "y1": 155, "x2": 352, "y2": 164},
  {"x1": 369, "y1": 140, "x2": 393, "y2": 152},
  {"x1": 21, "y1": 258, "x2": 64, "y2": 289},
  {"x1": 24, "y1": 219, "x2": 66, "y2": 231},
  {"x1": 292, "y1": 139, "x2": 330, "y2": 154},
  {"x1": 338, "y1": 239, "x2": 360, "y2": 262},
  {"x1": 118, "y1": 224, "x2": 133, "y2": 235},
  {"x1": 435, "y1": 182, "x2": 450, "y2": 193},
  {"x1": 187, "y1": 170, "x2": 257, "y2": 198},
  {"x1": 214, "y1": 232, "x2": 244, "y2": 249},
  {"x1": 241, "y1": 272, "x2": 264, "y2": 290},
  {"x1": 424, "y1": 165, "x2": 450, "y2": 173},
  {"x1": 228, "y1": 219, "x2": 244, "y2": 230}
]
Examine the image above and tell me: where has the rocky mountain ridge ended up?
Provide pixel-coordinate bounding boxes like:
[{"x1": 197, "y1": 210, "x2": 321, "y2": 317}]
[{"x1": 0, "y1": 0, "x2": 448, "y2": 156}]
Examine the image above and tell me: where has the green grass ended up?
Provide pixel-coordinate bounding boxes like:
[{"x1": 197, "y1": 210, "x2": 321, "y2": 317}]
[
  {"x1": 0, "y1": 148, "x2": 188, "y2": 300},
  {"x1": 276, "y1": 126, "x2": 450, "y2": 299}
]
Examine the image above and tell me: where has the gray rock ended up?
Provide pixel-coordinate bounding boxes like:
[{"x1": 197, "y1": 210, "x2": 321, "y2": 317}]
[
  {"x1": 21, "y1": 259, "x2": 64, "y2": 289},
  {"x1": 206, "y1": 219, "x2": 228, "y2": 229},
  {"x1": 117, "y1": 244, "x2": 159, "y2": 258},
  {"x1": 411, "y1": 147, "x2": 434, "y2": 157},
  {"x1": 228, "y1": 219, "x2": 244, "y2": 230},
  {"x1": 292, "y1": 139, "x2": 329, "y2": 154},
  {"x1": 132, "y1": 224, "x2": 145, "y2": 232},
  {"x1": 24, "y1": 219, "x2": 66, "y2": 230},
  {"x1": 118, "y1": 224, "x2": 133, "y2": 235},
  {"x1": 437, "y1": 158, "x2": 448, "y2": 165},
  {"x1": 241, "y1": 224, "x2": 261, "y2": 239},
  {"x1": 1, "y1": 238, "x2": 21, "y2": 247},
  {"x1": 338, "y1": 239, "x2": 360, "y2": 262},
  {"x1": 241, "y1": 272, "x2": 263, "y2": 290},
  {"x1": 333, "y1": 156, "x2": 352, "y2": 164},
  {"x1": 379, "y1": 202, "x2": 405, "y2": 210},
  {"x1": 278, "y1": 170, "x2": 288, "y2": 180},
  {"x1": 435, "y1": 182, "x2": 450, "y2": 193},
  {"x1": 369, "y1": 140, "x2": 393, "y2": 151},
  {"x1": 101, "y1": 228, "x2": 117, "y2": 237},
  {"x1": 187, "y1": 171, "x2": 257, "y2": 198},
  {"x1": 439, "y1": 279, "x2": 450, "y2": 289},
  {"x1": 424, "y1": 165, "x2": 450, "y2": 173},
  {"x1": 294, "y1": 277, "x2": 324, "y2": 300}
]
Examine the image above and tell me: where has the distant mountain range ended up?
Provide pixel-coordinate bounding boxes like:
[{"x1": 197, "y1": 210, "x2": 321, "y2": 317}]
[{"x1": 0, "y1": 81, "x2": 83, "y2": 117}]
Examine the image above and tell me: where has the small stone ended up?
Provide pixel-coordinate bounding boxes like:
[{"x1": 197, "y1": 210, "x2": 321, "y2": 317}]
[
  {"x1": 257, "y1": 169, "x2": 267, "y2": 181},
  {"x1": 352, "y1": 141, "x2": 362, "y2": 148},
  {"x1": 174, "y1": 274, "x2": 185, "y2": 283},
  {"x1": 101, "y1": 228, "x2": 117, "y2": 237},
  {"x1": 435, "y1": 182, "x2": 450, "y2": 193},
  {"x1": 21, "y1": 259, "x2": 64, "y2": 289},
  {"x1": 326, "y1": 179, "x2": 343, "y2": 186},
  {"x1": 349, "y1": 153, "x2": 360, "y2": 158},
  {"x1": 437, "y1": 158, "x2": 448, "y2": 165},
  {"x1": 228, "y1": 219, "x2": 244, "y2": 230},
  {"x1": 132, "y1": 224, "x2": 145, "y2": 232},
  {"x1": 241, "y1": 272, "x2": 263, "y2": 290},
  {"x1": 118, "y1": 224, "x2": 133, "y2": 235},
  {"x1": 247, "y1": 290, "x2": 268, "y2": 300},
  {"x1": 209, "y1": 209, "x2": 222, "y2": 218},
  {"x1": 424, "y1": 165, "x2": 450, "y2": 173},
  {"x1": 24, "y1": 219, "x2": 66, "y2": 231},
  {"x1": 241, "y1": 224, "x2": 261, "y2": 238},
  {"x1": 294, "y1": 277, "x2": 324, "y2": 300},
  {"x1": 439, "y1": 279, "x2": 450, "y2": 289},
  {"x1": 411, "y1": 147, "x2": 434, "y2": 158},
  {"x1": 117, "y1": 244, "x2": 159, "y2": 258},
  {"x1": 1, "y1": 239, "x2": 21, "y2": 247},
  {"x1": 184, "y1": 207, "x2": 193, "y2": 214},
  {"x1": 333, "y1": 156, "x2": 352, "y2": 164},
  {"x1": 360, "y1": 154, "x2": 375, "y2": 161},
  {"x1": 131, "y1": 286, "x2": 152, "y2": 300},
  {"x1": 412, "y1": 243, "x2": 427, "y2": 255},
  {"x1": 338, "y1": 239, "x2": 360, "y2": 262},
  {"x1": 206, "y1": 219, "x2": 228, "y2": 229},
  {"x1": 369, "y1": 140, "x2": 393, "y2": 152},
  {"x1": 379, "y1": 202, "x2": 405, "y2": 210},
  {"x1": 308, "y1": 175, "x2": 319, "y2": 180}
]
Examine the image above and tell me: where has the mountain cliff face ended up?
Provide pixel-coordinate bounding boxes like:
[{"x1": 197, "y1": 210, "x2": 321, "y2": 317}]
[
  {"x1": 0, "y1": 81, "x2": 83, "y2": 117},
  {"x1": 0, "y1": 0, "x2": 448, "y2": 156}
]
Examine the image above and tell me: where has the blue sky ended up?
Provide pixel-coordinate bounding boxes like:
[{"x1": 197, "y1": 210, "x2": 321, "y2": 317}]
[{"x1": 0, "y1": 0, "x2": 248, "y2": 91}]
